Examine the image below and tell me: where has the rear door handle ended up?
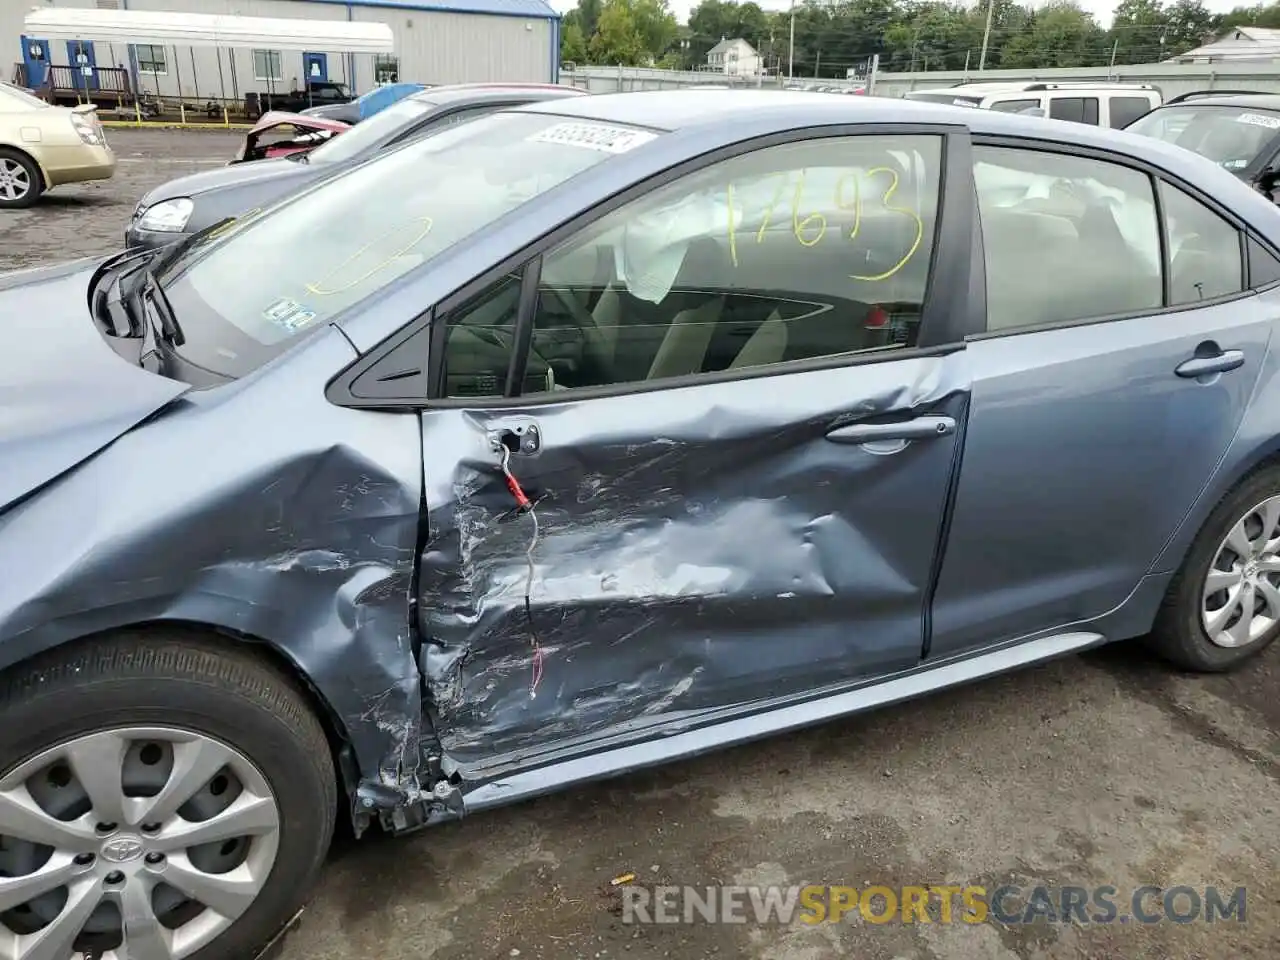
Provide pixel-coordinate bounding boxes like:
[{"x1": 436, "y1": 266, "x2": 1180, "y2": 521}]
[
  {"x1": 825, "y1": 416, "x2": 957, "y2": 445},
  {"x1": 1176, "y1": 350, "x2": 1244, "y2": 378}
]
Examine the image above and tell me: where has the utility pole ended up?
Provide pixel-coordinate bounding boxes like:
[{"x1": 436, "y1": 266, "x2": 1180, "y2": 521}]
[
  {"x1": 788, "y1": 0, "x2": 796, "y2": 80},
  {"x1": 979, "y1": 0, "x2": 995, "y2": 71}
]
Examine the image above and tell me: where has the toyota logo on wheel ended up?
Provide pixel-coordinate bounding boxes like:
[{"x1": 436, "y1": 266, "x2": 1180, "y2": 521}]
[{"x1": 101, "y1": 835, "x2": 145, "y2": 863}]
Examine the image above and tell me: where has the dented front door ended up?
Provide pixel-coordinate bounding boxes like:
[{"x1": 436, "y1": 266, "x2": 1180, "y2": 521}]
[{"x1": 418, "y1": 353, "x2": 971, "y2": 774}]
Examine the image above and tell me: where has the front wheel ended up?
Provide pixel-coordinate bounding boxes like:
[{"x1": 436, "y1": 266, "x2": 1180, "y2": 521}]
[
  {"x1": 0, "y1": 631, "x2": 337, "y2": 959},
  {"x1": 1150, "y1": 465, "x2": 1280, "y2": 671}
]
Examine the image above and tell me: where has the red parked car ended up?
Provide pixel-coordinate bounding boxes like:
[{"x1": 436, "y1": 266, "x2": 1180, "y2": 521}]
[{"x1": 230, "y1": 110, "x2": 350, "y2": 164}]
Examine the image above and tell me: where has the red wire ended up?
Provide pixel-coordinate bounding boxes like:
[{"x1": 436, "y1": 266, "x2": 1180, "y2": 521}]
[{"x1": 501, "y1": 444, "x2": 543, "y2": 698}]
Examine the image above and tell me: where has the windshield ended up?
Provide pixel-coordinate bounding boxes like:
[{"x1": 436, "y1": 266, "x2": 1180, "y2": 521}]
[
  {"x1": 157, "y1": 111, "x2": 660, "y2": 377},
  {"x1": 0, "y1": 82, "x2": 50, "y2": 111},
  {"x1": 306, "y1": 96, "x2": 435, "y2": 164},
  {"x1": 1126, "y1": 105, "x2": 1280, "y2": 172}
]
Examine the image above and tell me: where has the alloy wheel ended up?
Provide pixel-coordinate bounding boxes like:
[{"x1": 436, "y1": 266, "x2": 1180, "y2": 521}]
[
  {"x1": 0, "y1": 160, "x2": 31, "y2": 203},
  {"x1": 1201, "y1": 493, "x2": 1280, "y2": 648},
  {"x1": 0, "y1": 727, "x2": 281, "y2": 960}
]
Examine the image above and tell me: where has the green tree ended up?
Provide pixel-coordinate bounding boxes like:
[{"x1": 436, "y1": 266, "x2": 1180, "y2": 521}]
[
  {"x1": 632, "y1": 0, "x2": 680, "y2": 60},
  {"x1": 591, "y1": 0, "x2": 650, "y2": 64},
  {"x1": 1001, "y1": 1, "x2": 1106, "y2": 68},
  {"x1": 1164, "y1": 0, "x2": 1214, "y2": 53},
  {"x1": 1108, "y1": 0, "x2": 1167, "y2": 62},
  {"x1": 561, "y1": 20, "x2": 590, "y2": 63}
]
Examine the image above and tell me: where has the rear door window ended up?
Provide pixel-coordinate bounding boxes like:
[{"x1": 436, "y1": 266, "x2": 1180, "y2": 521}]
[
  {"x1": 1049, "y1": 97, "x2": 1100, "y2": 125},
  {"x1": 1109, "y1": 96, "x2": 1154, "y2": 129},
  {"x1": 974, "y1": 145, "x2": 1161, "y2": 330}
]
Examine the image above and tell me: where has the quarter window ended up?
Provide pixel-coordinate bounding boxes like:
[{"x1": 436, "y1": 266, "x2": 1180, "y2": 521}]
[
  {"x1": 1159, "y1": 182, "x2": 1244, "y2": 304},
  {"x1": 988, "y1": 98, "x2": 1039, "y2": 114},
  {"x1": 1109, "y1": 96, "x2": 1152, "y2": 129},
  {"x1": 974, "y1": 146, "x2": 1161, "y2": 331},
  {"x1": 439, "y1": 135, "x2": 944, "y2": 398}
]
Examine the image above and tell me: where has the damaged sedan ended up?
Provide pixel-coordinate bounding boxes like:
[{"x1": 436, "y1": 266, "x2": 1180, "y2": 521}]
[{"x1": 4, "y1": 90, "x2": 1280, "y2": 959}]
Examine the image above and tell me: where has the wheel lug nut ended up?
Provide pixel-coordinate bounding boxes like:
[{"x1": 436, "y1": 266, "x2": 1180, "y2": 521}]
[
  {"x1": 104, "y1": 870, "x2": 125, "y2": 885},
  {"x1": 73, "y1": 853, "x2": 95, "y2": 865},
  {"x1": 141, "y1": 822, "x2": 160, "y2": 834},
  {"x1": 95, "y1": 822, "x2": 117, "y2": 834},
  {"x1": 145, "y1": 852, "x2": 165, "y2": 865}
]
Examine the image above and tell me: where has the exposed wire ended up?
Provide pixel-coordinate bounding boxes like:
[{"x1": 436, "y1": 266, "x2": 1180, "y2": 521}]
[{"x1": 499, "y1": 443, "x2": 543, "y2": 698}]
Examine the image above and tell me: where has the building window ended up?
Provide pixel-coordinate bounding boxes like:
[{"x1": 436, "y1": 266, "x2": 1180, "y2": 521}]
[
  {"x1": 374, "y1": 54, "x2": 399, "y2": 85},
  {"x1": 253, "y1": 49, "x2": 283, "y2": 82},
  {"x1": 134, "y1": 44, "x2": 167, "y2": 75}
]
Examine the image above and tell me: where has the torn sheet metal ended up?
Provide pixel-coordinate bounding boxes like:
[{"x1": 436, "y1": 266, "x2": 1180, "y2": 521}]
[
  {"x1": 0, "y1": 309, "x2": 427, "y2": 821},
  {"x1": 419, "y1": 350, "x2": 972, "y2": 787}
]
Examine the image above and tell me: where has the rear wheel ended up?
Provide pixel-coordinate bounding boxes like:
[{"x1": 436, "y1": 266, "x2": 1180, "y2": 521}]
[
  {"x1": 1150, "y1": 466, "x2": 1280, "y2": 671},
  {"x1": 0, "y1": 149, "x2": 42, "y2": 209},
  {"x1": 0, "y1": 631, "x2": 336, "y2": 959}
]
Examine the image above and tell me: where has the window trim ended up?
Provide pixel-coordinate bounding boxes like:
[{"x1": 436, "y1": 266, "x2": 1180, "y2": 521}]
[
  {"x1": 328, "y1": 123, "x2": 976, "y2": 411},
  {"x1": 964, "y1": 133, "x2": 1271, "y2": 342}
]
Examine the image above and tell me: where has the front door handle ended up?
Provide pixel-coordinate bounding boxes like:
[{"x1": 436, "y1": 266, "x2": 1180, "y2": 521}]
[
  {"x1": 825, "y1": 416, "x2": 957, "y2": 445},
  {"x1": 1176, "y1": 350, "x2": 1245, "y2": 379}
]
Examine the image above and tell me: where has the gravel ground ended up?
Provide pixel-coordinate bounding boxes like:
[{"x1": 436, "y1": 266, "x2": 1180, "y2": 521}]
[{"x1": 2, "y1": 128, "x2": 1277, "y2": 960}]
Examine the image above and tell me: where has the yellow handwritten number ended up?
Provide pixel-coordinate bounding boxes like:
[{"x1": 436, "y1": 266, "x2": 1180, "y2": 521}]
[
  {"x1": 835, "y1": 173, "x2": 862, "y2": 241},
  {"x1": 851, "y1": 167, "x2": 923, "y2": 283},
  {"x1": 305, "y1": 216, "x2": 435, "y2": 296},
  {"x1": 756, "y1": 174, "x2": 789, "y2": 244},
  {"x1": 726, "y1": 181, "x2": 739, "y2": 267},
  {"x1": 791, "y1": 170, "x2": 827, "y2": 247}
]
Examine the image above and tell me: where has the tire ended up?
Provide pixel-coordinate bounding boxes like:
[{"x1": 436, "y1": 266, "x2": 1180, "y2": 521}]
[
  {"x1": 1150, "y1": 464, "x2": 1280, "y2": 672},
  {"x1": 0, "y1": 147, "x2": 43, "y2": 209},
  {"x1": 0, "y1": 630, "x2": 337, "y2": 960}
]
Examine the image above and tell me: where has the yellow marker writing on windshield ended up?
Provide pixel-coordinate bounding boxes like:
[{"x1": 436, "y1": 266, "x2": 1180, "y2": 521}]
[{"x1": 305, "y1": 216, "x2": 434, "y2": 296}]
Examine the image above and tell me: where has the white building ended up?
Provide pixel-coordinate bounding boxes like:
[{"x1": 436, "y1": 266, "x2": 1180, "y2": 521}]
[
  {"x1": 2, "y1": 0, "x2": 562, "y2": 102},
  {"x1": 1165, "y1": 26, "x2": 1280, "y2": 65},
  {"x1": 705, "y1": 37, "x2": 760, "y2": 77}
]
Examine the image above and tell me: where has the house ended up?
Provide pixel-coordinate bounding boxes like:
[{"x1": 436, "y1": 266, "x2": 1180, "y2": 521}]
[
  {"x1": 1165, "y1": 26, "x2": 1280, "y2": 64},
  {"x1": 705, "y1": 37, "x2": 761, "y2": 77}
]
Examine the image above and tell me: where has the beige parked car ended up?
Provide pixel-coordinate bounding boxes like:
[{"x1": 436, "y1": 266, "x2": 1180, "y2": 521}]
[{"x1": 0, "y1": 80, "x2": 115, "y2": 209}]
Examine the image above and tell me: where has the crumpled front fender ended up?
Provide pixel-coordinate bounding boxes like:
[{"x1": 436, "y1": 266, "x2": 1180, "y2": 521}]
[{"x1": 0, "y1": 328, "x2": 432, "y2": 828}]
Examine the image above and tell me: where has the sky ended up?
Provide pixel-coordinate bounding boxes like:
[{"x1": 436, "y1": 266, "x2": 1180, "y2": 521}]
[{"x1": 546, "y1": 0, "x2": 1249, "y2": 30}]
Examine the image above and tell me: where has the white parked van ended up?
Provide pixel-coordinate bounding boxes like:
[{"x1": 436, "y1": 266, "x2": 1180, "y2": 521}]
[{"x1": 903, "y1": 81, "x2": 1162, "y2": 129}]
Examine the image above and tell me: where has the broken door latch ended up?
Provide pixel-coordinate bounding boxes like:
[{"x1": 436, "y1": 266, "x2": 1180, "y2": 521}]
[{"x1": 488, "y1": 422, "x2": 541, "y2": 456}]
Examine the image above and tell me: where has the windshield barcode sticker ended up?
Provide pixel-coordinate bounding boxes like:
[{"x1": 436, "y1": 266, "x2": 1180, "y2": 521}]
[
  {"x1": 1237, "y1": 112, "x2": 1280, "y2": 129},
  {"x1": 263, "y1": 298, "x2": 302, "y2": 322},
  {"x1": 527, "y1": 122, "x2": 658, "y2": 154}
]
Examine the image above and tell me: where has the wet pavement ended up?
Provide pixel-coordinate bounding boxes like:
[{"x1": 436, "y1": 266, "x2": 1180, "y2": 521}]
[{"x1": 2, "y1": 128, "x2": 1277, "y2": 960}]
